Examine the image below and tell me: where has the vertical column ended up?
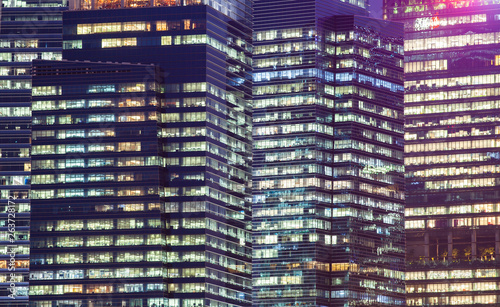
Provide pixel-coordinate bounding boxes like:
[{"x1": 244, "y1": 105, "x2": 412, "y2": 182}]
[
  {"x1": 495, "y1": 229, "x2": 500, "y2": 260},
  {"x1": 471, "y1": 230, "x2": 477, "y2": 260},
  {"x1": 424, "y1": 232, "x2": 430, "y2": 261},
  {"x1": 447, "y1": 231, "x2": 453, "y2": 261}
]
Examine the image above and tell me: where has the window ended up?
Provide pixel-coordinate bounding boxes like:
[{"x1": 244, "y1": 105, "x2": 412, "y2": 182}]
[
  {"x1": 88, "y1": 85, "x2": 115, "y2": 94},
  {"x1": 63, "y1": 40, "x2": 82, "y2": 49},
  {"x1": 102, "y1": 38, "x2": 137, "y2": 48},
  {"x1": 33, "y1": 86, "x2": 60, "y2": 96},
  {"x1": 87, "y1": 114, "x2": 115, "y2": 122}
]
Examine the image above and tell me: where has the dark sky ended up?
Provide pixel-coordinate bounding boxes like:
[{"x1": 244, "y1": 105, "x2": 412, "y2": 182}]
[{"x1": 370, "y1": 0, "x2": 384, "y2": 19}]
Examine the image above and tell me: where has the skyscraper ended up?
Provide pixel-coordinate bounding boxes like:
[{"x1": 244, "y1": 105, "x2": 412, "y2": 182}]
[
  {"x1": 385, "y1": 0, "x2": 500, "y2": 305},
  {"x1": 29, "y1": 3, "x2": 252, "y2": 307},
  {"x1": 252, "y1": 0, "x2": 406, "y2": 305},
  {"x1": 30, "y1": 59, "x2": 165, "y2": 307},
  {"x1": 0, "y1": 0, "x2": 66, "y2": 304}
]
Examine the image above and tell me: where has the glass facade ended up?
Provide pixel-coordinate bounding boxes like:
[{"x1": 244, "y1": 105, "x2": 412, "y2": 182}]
[
  {"x1": 30, "y1": 5, "x2": 252, "y2": 307},
  {"x1": 30, "y1": 60, "x2": 164, "y2": 307},
  {"x1": 0, "y1": 0, "x2": 66, "y2": 304},
  {"x1": 385, "y1": 1, "x2": 500, "y2": 305},
  {"x1": 70, "y1": 0, "x2": 251, "y2": 27},
  {"x1": 252, "y1": 0, "x2": 405, "y2": 304}
]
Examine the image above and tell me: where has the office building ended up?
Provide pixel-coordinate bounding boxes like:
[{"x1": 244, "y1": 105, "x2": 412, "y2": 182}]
[
  {"x1": 0, "y1": 0, "x2": 66, "y2": 304},
  {"x1": 252, "y1": 0, "x2": 405, "y2": 305},
  {"x1": 385, "y1": 0, "x2": 500, "y2": 305},
  {"x1": 29, "y1": 3, "x2": 252, "y2": 307},
  {"x1": 30, "y1": 59, "x2": 165, "y2": 307}
]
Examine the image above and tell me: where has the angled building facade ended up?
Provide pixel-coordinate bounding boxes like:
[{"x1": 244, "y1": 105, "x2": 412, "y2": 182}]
[
  {"x1": 385, "y1": 0, "x2": 500, "y2": 305},
  {"x1": 0, "y1": 0, "x2": 66, "y2": 304},
  {"x1": 252, "y1": 0, "x2": 406, "y2": 305}
]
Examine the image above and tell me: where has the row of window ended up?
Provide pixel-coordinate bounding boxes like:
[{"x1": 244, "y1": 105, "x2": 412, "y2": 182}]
[
  {"x1": 409, "y1": 114, "x2": 500, "y2": 128},
  {"x1": 29, "y1": 268, "x2": 244, "y2": 283},
  {"x1": 256, "y1": 177, "x2": 333, "y2": 191},
  {"x1": 163, "y1": 186, "x2": 245, "y2": 209},
  {"x1": 30, "y1": 298, "x2": 173, "y2": 307},
  {"x1": 0, "y1": 79, "x2": 32, "y2": 90},
  {"x1": 254, "y1": 41, "x2": 316, "y2": 55},
  {"x1": 255, "y1": 189, "x2": 403, "y2": 213},
  {"x1": 262, "y1": 148, "x2": 332, "y2": 163},
  {"x1": 0, "y1": 231, "x2": 29, "y2": 241},
  {"x1": 408, "y1": 295, "x2": 496, "y2": 306},
  {"x1": 406, "y1": 216, "x2": 500, "y2": 229},
  {"x1": 65, "y1": 34, "x2": 249, "y2": 67},
  {"x1": 335, "y1": 113, "x2": 403, "y2": 133},
  {"x1": 168, "y1": 234, "x2": 247, "y2": 256},
  {"x1": 0, "y1": 107, "x2": 30, "y2": 117},
  {"x1": 161, "y1": 34, "x2": 207, "y2": 46},
  {"x1": 254, "y1": 136, "x2": 332, "y2": 150},
  {"x1": 77, "y1": 21, "x2": 150, "y2": 34},
  {"x1": 102, "y1": 37, "x2": 137, "y2": 48},
  {"x1": 423, "y1": 177, "x2": 497, "y2": 190},
  {"x1": 409, "y1": 164, "x2": 500, "y2": 178},
  {"x1": 254, "y1": 164, "x2": 332, "y2": 177},
  {"x1": 0, "y1": 245, "x2": 29, "y2": 255},
  {"x1": 32, "y1": 187, "x2": 157, "y2": 199},
  {"x1": 406, "y1": 126, "x2": 499, "y2": 141},
  {"x1": 405, "y1": 59, "x2": 447, "y2": 73},
  {"x1": 36, "y1": 218, "x2": 159, "y2": 231},
  {"x1": 0, "y1": 203, "x2": 30, "y2": 213},
  {"x1": 254, "y1": 123, "x2": 333, "y2": 137},
  {"x1": 255, "y1": 27, "x2": 313, "y2": 41},
  {"x1": 0, "y1": 39, "x2": 38, "y2": 48},
  {"x1": 30, "y1": 267, "x2": 161, "y2": 280},
  {"x1": 32, "y1": 82, "x2": 153, "y2": 96},
  {"x1": 167, "y1": 218, "x2": 249, "y2": 241},
  {"x1": 406, "y1": 134, "x2": 500, "y2": 150},
  {"x1": 31, "y1": 155, "x2": 206, "y2": 170},
  {"x1": 405, "y1": 86, "x2": 500, "y2": 103},
  {"x1": 408, "y1": 281, "x2": 496, "y2": 293},
  {"x1": 406, "y1": 203, "x2": 500, "y2": 217},
  {"x1": 0, "y1": 260, "x2": 29, "y2": 269},
  {"x1": 167, "y1": 250, "x2": 249, "y2": 273},
  {"x1": 405, "y1": 152, "x2": 499, "y2": 166},
  {"x1": 32, "y1": 142, "x2": 141, "y2": 155},
  {"x1": 33, "y1": 112, "x2": 154, "y2": 125},
  {"x1": 0, "y1": 52, "x2": 61, "y2": 62},
  {"x1": 0, "y1": 66, "x2": 29, "y2": 76},
  {"x1": 408, "y1": 268, "x2": 498, "y2": 280},
  {"x1": 164, "y1": 201, "x2": 246, "y2": 221},
  {"x1": 253, "y1": 69, "x2": 317, "y2": 84},
  {"x1": 30, "y1": 283, "x2": 161, "y2": 295},
  {"x1": 405, "y1": 31, "x2": 500, "y2": 52},
  {"x1": 76, "y1": 19, "x2": 205, "y2": 35},
  {"x1": 254, "y1": 55, "x2": 303, "y2": 68},
  {"x1": 32, "y1": 98, "x2": 156, "y2": 110},
  {"x1": 359, "y1": 100, "x2": 402, "y2": 120},
  {"x1": 94, "y1": 203, "x2": 160, "y2": 212},
  {"x1": 255, "y1": 218, "x2": 331, "y2": 232},
  {"x1": 254, "y1": 94, "x2": 316, "y2": 108},
  {"x1": 32, "y1": 172, "x2": 138, "y2": 184},
  {"x1": 335, "y1": 139, "x2": 402, "y2": 159},
  {"x1": 33, "y1": 128, "x2": 114, "y2": 140},
  {"x1": 405, "y1": 99, "x2": 500, "y2": 115},
  {"x1": 34, "y1": 235, "x2": 163, "y2": 250},
  {"x1": 406, "y1": 73, "x2": 500, "y2": 91},
  {"x1": 410, "y1": 14, "x2": 486, "y2": 31}
]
